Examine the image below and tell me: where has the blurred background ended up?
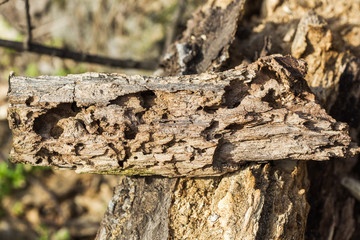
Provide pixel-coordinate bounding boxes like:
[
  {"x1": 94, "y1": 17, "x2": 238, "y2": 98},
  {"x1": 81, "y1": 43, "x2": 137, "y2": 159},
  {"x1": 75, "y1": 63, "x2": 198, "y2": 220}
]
[{"x1": 0, "y1": 0, "x2": 205, "y2": 239}]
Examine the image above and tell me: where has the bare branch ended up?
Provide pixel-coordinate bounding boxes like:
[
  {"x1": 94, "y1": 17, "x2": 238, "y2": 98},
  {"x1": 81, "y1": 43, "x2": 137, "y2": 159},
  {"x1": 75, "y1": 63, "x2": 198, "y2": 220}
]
[
  {"x1": 0, "y1": 0, "x2": 9, "y2": 6},
  {"x1": 0, "y1": 39, "x2": 158, "y2": 70},
  {"x1": 161, "y1": 0, "x2": 187, "y2": 57},
  {"x1": 24, "y1": 0, "x2": 32, "y2": 50}
]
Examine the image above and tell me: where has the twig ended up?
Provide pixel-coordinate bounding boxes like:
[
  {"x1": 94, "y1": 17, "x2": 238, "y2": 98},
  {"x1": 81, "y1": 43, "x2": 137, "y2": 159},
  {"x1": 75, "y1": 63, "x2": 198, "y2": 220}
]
[
  {"x1": 0, "y1": 0, "x2": 9, "y2": 6},
  {"x1": 24, "y1": 0, "x2": 32, "y2": 50},
  {"x1": 341, "y1": 177, "x2": 360, "y2": 201},
  {"x1": 0, "y1": 39, "x2": 158, "y2": 70},
  {"x1": 161, "y1": 0, "x2": 187, "y2": 57},
  {"x1": 259, "y1": 35, "x2": 272, "y2": 58}
]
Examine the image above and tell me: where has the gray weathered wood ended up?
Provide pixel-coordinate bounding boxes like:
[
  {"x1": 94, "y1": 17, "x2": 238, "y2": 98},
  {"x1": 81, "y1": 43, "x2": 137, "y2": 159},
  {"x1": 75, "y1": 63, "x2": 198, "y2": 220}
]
[{"x1": 7, "y1": 55, "x2": 356, "y2": 177}]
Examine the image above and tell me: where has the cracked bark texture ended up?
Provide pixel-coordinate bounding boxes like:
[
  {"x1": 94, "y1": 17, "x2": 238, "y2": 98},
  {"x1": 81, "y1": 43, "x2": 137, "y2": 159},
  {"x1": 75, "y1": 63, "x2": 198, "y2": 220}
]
[
  {"x1": 95, "y1": 177, "x2": 177, "y2": 240},
  {"x1": 7, "y1": 55, "x2": 355, "y2": 177}
]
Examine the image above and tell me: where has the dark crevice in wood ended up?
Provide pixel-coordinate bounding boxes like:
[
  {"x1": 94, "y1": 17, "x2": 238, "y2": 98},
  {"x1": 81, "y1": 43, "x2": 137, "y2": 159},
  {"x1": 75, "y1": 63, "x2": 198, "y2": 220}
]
[
  {"x1": 140, "y1": 90, "x2": 157, "y2": 109},
  {"x1": 109, "y1": 93, "x2": 138, "y2": 106},
  {"x1": 35, "y1": 147, "x2": 53, "y2": 165},
  {"x1": 225, "y1": 123, "x2": 244, "y2": 131},
  {"x1": 74, "y1": 143, "x2": 84, "y2": 156},
  {"x1": 35, "y1": 158, "x2": 42, "y2": 164},
  {"x1": 124, "y1": 126, "x2": 137, "y2": 140},
  {"x1": 33, "y1": 103, "x2": 80, "y2": 140},
  {"x1": 9, "y1": 112, "x2": 21, "y2": 127},
  {"x1": 94, "y1": 120, "x2": 104, "y2": 135},
  {"x1": 303, "y1": 120, "x2": 322, "y2": 132},
  {"x1": 212, "y1": 139, "x2": 236, "y2": 170},
  {"x1": 255, "y1": 164, "x2": 276, "y2": 240},
  {"x1": 261, "y1": 88, "x2": 281, "y2": 109},
  {"x1": 203, "y1": 105, "x2": 220, "y2": 114},
  {"x1": 49, "y1": 125, "x2": 63, "y2": 139},
  {"x1": 25, "y1": 96, "x2": 34, "y2": 106},
  {"x1": 164, "y1": 138, "x2": 177, "y2": 150},
  {"x1": 135, "y1": 112, "x2": 145, "y2": 124},
  {"x1": 201, "y1": 120, "x2": 219, "y2": 141},
  {"x1": 161, "y1": 113, "x2": 168, "y2": 120},
  {"x1": 26, "y1": 111, "x2": 33, "y2": 120},
  {"x1": 223, "y1": 79, "x2": 249, "y2": 108},
  {"x1": 107, "y1": 143, "x2": 123, "y2": 167}
]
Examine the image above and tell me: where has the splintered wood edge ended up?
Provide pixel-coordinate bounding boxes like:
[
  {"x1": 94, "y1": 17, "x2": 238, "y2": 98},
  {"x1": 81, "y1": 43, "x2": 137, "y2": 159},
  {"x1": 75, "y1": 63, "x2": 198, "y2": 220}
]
[{"x1": 7, "y1": 55, "x2": 358, "y2": 177}]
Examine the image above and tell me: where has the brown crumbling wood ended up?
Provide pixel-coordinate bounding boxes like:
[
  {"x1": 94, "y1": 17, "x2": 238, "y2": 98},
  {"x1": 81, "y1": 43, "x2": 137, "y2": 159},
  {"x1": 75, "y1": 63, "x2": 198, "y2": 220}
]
[{"x1": 7, "y1": 55, "x2": 355, "y2": 177}]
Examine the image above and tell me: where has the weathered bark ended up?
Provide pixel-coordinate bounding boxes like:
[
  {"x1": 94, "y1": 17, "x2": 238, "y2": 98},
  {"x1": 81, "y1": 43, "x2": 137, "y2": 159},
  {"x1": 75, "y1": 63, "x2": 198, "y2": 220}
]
[
  {"x1": 97, "y1": 161, "x2": 309, "y2": 240},
  {"x1": 96, "y1": 177, "x2": 177, "y2": 240},
  {"x1": 159, "y1": 0, "x2": 246, "y2": 76},
  {"x1": 8, "y1": 55, "x2": 355, "y2": 177},
  {"x1": 168, "y1": 161, "x2": 310, "y2": 240}
]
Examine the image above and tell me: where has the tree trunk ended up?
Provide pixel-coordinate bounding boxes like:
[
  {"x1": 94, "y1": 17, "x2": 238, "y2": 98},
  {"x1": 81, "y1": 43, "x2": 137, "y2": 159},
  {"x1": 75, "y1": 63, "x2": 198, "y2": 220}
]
[{"x1": 96, "y1": 161, "x2": 309, "y2": 240}]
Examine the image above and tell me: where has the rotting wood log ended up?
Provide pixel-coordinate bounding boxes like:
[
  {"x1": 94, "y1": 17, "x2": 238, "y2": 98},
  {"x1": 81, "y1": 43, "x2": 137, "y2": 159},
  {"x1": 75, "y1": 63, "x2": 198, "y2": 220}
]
[{"x1": 7, "y1": 55, "x2": 357, "y2": 177}]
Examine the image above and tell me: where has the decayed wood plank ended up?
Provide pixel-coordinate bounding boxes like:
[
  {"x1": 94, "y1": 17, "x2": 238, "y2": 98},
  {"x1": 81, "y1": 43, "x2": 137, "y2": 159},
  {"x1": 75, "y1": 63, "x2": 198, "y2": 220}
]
[{"x1": 7, "y1": 55, "x2": 356, "y2": 177}]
